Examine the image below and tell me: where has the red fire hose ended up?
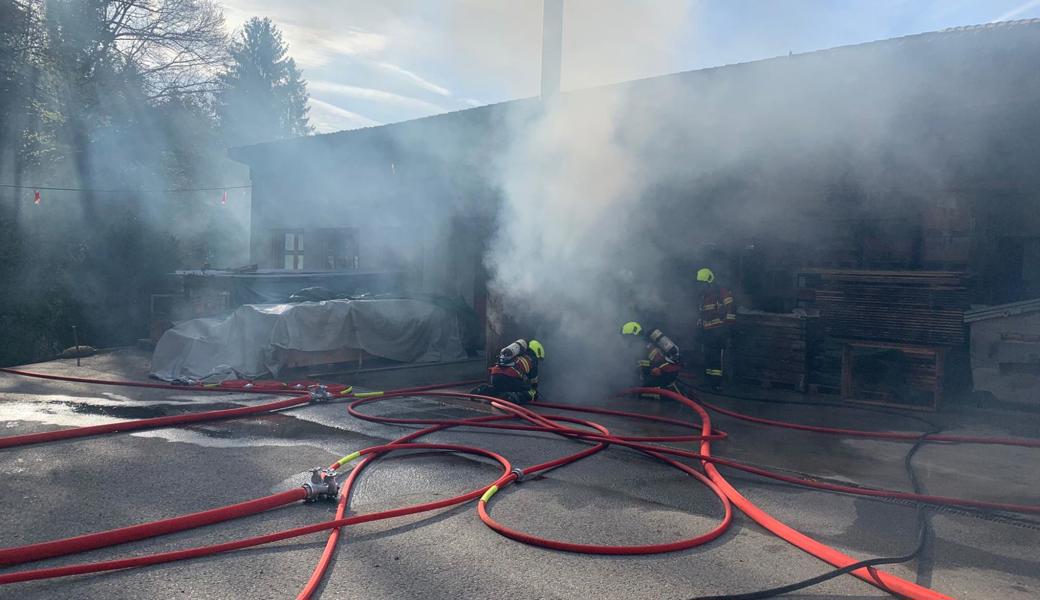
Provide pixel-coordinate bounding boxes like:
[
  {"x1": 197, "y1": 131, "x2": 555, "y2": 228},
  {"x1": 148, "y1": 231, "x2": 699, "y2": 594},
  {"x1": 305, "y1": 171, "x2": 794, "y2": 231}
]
[
  {"x1": 0, "y1": 395, "x2": 312, "y2": 449},
  {"x1": 2, "y1": 374, "x2": 1037, "y2": 599},
  {"x1": 0, "y1": 366, "x2": 481, "y2": 397},
  {"x1": 300, "y1": 398, "x2": 616, "y2": 600},
  {"x1": 0, "y1": 367, "x2": 296, "y2": 395},
  {"x1": 0, "y1": 489, "x2": 308, "y2": 566},
  {"x1": 654, "y1": 387, "x2": 953, "y2": 600},
  {"x1": 0, "y1": 369, "x2": 482, "y2": 449},
  {"x1": 0, "y1": 441, "x2": 516, "y2": 585},
  {"x1": 698, "y1": 397, "x2": 1040, "y2": 448}
]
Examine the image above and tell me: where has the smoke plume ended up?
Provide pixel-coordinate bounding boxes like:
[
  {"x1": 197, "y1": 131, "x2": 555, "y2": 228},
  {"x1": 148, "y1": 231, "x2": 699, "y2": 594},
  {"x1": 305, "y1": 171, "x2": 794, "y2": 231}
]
[{"x1": 484, "y1": 8, "x2": 1033, "y2": 401}]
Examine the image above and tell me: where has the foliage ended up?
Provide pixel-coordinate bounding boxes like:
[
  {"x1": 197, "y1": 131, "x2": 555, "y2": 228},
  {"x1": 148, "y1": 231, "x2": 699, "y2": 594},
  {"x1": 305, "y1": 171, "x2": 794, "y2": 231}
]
[
  {"x1": 217, "y1": 17, "x2": 312, "y2": 146},
  {"x1": 0, "y1": 2, "x2": 313, "y2": 366}
]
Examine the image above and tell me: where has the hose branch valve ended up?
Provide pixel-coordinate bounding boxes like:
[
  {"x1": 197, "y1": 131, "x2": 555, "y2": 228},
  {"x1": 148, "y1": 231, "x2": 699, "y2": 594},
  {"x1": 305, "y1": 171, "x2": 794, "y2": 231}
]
[
  {"x1": 302, "y1": 468, "x2": 339, "y2": 502},
  {"x1": 308, "y1": 385, "x2": 332, "y2": 403}
]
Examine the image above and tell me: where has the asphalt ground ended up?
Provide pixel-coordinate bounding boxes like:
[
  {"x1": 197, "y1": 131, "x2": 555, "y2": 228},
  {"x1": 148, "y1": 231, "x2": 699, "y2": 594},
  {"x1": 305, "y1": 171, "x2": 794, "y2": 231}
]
[{"x1": 0, "y1": 349, "x2": 1037, "y2": 600}]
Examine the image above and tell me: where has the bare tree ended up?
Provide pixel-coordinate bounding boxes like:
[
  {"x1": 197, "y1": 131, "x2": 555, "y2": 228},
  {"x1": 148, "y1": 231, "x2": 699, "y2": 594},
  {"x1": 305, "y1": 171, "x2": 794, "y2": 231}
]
[{"x1": 103, "y1": 0, "x2": 229, "y2": 100}]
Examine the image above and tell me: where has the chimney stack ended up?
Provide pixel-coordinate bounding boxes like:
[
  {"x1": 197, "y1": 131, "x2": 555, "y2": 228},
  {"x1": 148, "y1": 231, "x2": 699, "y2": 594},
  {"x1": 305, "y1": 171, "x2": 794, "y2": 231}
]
[{"x1": 541, "y1": 0, "x2": 563, "y2": 98}]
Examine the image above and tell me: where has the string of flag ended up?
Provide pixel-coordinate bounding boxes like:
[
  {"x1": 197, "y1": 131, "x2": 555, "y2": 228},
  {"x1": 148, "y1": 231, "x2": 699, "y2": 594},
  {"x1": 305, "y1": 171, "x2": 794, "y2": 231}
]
[{"x1": 1, "y1": 182, "x2": 251, "y2": 206}]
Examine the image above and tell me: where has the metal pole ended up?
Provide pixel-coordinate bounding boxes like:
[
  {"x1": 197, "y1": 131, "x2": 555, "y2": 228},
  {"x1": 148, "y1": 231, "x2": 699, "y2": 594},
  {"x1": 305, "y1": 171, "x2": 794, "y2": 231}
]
[
  {"x1": 541, "y1": 0, "x2": 563, "y2": 98},
  {"x1": 72, "y1": 325, "x2": 80, "y2": 367}
]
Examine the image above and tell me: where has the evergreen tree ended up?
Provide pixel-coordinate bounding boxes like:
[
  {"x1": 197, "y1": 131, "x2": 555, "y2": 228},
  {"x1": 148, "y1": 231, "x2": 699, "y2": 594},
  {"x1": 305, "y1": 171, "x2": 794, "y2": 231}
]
[{"x1": 218, "y1": 17, "x2": 312, "y2": 146}]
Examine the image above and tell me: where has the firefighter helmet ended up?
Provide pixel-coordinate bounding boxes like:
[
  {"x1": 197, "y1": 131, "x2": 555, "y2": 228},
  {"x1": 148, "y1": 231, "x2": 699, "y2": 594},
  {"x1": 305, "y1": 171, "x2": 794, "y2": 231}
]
[
  {"x1": 621, "y1": 321, "x2": 643, "y2": 336},
  {"x1": 528, "y1": 339, "x2": 545, "y2": 360},
  {"x1": 696, "y1": 268, "x2": 715, "y2": 283}
]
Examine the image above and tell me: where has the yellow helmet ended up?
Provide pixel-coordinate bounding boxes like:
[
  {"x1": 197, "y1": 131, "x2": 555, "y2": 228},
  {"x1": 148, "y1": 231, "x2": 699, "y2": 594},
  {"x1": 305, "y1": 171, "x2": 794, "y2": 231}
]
[
  {"x1": 620, "y1": 321, "x2": 643, "y2": 336},
  {"x1": 696, "y1": 268, "x2": 715, "y2": 283},
  {"x1": 528, "y1": 339, "x2": 545, "y2": 359}
]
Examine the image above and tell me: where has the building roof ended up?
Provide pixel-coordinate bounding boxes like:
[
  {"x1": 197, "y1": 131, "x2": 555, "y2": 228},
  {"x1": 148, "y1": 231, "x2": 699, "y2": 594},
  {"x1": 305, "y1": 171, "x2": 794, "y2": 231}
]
[{"x1": 230, "y1": 18, "x2": 1040, "y2": 165}]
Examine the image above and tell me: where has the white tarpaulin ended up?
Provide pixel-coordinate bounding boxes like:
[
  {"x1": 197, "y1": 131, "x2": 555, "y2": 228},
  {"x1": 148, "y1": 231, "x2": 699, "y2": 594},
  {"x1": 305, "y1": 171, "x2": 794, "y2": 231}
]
[{"x1": 151, "y1": 298, "x2": 468, "y2": 381}]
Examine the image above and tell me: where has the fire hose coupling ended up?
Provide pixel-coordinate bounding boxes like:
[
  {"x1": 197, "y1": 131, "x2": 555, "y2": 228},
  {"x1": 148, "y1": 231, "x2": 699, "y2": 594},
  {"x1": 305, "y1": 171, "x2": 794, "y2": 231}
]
[
  {"x1": 171, "y1": 377, "x2": 199, "y2": 386},
  {"x1": 302, "y1": 468, "x2": 339, "y2": 501},
  {"x1": 308, "y1": 385, "x2": 332, "y2": 403},
  {"x1": 510, "y1": 467, "x2": 526, "y2": 483}
]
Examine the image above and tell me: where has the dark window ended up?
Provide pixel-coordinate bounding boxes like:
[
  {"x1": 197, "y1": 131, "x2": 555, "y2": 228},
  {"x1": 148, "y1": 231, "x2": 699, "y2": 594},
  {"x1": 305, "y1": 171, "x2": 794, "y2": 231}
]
[
  {"x1": 314, "y1": 228, "x2": 360, "y2": 271},
  {"x1": 271, "y1": 230, "x2": 305, "y2": 270}
]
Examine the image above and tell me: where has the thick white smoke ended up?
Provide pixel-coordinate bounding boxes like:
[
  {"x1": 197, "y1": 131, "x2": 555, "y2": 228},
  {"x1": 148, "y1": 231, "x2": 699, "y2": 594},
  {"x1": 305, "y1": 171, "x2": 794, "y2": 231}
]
[
  {"x1": 482, "y1": 5, "x2": 1029, "y2": 402},
  {"x1": 485, "y1": 2, "x2": 693, "y2": 400}
]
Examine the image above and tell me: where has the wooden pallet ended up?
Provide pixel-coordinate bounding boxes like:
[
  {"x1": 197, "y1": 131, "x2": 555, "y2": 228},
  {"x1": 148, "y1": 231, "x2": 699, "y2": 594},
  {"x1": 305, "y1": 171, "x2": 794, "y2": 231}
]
[
  {"x1": 798, "y1": 269, "x2": 972, "y2": 346},
  {"x1": 733, "y1": 312, "x2": 819, "y2": 394},
  {"x1": 841, "y1": 341, "x2": 945, "y2": 411}
]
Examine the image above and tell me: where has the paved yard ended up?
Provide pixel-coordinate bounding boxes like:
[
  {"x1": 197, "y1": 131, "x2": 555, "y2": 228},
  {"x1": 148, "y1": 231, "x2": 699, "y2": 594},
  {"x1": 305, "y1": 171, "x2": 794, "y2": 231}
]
[{"x1": 0, "y1": 349, "x2": 1037, "y2": 599}]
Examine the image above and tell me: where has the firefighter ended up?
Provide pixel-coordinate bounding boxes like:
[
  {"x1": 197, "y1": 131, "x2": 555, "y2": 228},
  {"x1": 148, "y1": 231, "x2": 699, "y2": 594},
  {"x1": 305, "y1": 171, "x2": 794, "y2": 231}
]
[
  {"x1": 620, "y1": 321, "x2": 682, "y2": 393},
  {"x1": 696, "y1": 267, "x2": 736, "y2": 389},
  {"x1": 471, "y1": 339, "x2": 544, "y2": 404}
]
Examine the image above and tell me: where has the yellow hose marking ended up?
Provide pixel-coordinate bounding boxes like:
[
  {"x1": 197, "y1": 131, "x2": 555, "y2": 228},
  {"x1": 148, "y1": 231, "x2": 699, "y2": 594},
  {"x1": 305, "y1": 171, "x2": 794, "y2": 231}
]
[
  {"x1": 335, "y1": 451, "x2": 362, "y2": 467},
  {"x1": 480, "y1": 485, "x2": 499, "y2": 503}
]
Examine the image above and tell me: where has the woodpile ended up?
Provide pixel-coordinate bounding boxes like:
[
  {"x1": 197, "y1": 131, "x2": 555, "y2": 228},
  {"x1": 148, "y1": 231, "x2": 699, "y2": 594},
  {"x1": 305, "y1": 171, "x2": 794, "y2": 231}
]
[
  {"x1": 798, "y1": 269, "x2": 971, "y2": 346},
  {"x1": 732, "y1": 311, "x2": 822, "y2": 391},
  {"x1": 809, "y1": 337, "x2": 844, "y2": 392}
]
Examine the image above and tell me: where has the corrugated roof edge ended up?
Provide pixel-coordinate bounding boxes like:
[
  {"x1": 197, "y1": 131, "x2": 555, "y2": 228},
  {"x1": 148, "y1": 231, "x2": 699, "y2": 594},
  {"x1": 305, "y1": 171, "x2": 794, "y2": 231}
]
[
  {"x1": 229, "y1": 17, "x2": 1040, "y2": 162},
  {"x1": 228, "y1": 98, "x2": 533, "y2": 163},
  {"x1": 964, "y1": 297, "x2": 1040, "y2": 323}
]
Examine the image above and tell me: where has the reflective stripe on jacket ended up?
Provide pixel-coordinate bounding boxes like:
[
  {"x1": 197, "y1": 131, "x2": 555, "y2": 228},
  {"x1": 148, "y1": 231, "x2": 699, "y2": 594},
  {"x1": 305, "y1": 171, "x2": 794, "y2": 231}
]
[
  {"x1": 490, "y1": 353, "x2": 539, "y2": 386},
  {"x1": 700, "y1": 286, "x2": 736, "y2": 330}
]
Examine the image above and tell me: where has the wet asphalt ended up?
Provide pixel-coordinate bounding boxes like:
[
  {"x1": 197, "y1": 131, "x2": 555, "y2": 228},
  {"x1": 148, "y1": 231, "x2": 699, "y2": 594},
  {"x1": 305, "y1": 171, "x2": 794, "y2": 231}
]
[{"x1": 0, "y1": 349, "x2": 1038, "y2": 600}]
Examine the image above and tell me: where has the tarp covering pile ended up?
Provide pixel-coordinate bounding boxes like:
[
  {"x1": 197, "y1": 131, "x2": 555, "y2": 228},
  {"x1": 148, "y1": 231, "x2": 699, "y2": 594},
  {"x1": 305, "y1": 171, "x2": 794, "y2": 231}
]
[{"x1": 151, "y1": 298, "x2": 468, "y2": 381}]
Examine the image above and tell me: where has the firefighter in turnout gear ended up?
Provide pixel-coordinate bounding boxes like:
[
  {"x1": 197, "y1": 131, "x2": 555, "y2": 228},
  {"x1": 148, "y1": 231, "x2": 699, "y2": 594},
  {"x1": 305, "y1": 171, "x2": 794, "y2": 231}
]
[
  {"x1": 696, "y1": 268, "x2": 735, "y2": 389},
  {"x1": 471, "y1": 339, "x2": 543, "y2": 404},
  {"x1": 620, "y1": 322, "x2": 682, "y2": 393}
]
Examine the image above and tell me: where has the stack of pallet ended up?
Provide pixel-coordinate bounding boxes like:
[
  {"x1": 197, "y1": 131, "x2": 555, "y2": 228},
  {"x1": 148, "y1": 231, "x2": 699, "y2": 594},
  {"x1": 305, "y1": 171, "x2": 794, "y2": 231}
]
[
  {"x1": 798, "y1": 270, "x2": 971, "y2": 345},
  {"x1": 843, "y1": 342, "x2": 946, "y2": 411},
  {"x1": 808, "y1": 337, "x2": 844, "y2": 393},
  {"x1": 732, "y1": 311, "x2": 821, "y2": 391}
]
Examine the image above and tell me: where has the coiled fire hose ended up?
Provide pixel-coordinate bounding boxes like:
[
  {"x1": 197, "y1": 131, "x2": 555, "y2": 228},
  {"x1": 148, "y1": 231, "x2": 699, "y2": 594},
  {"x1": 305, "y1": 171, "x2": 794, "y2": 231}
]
[{"x1": 1, "y1": 367, "x2": 1038, "y2": 599}]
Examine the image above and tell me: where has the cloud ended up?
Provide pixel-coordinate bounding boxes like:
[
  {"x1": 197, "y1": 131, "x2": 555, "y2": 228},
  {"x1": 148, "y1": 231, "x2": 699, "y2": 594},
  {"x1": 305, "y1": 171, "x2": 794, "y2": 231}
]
[
  {"x1": 279, "y1": 24, "x2": 389, "y2": 69},
  {"x1": 215, "y1": 0, "x2": 538, "y2": 122},
  {"x1": 309, "y1": 80, "x2": 448, "y2": 115},
  {"x1": 993, "y1": 0, "x2": 1040, "y2": 22},
  {"x1": 219, "y1": 1, "x2": 389, "y2": 68},
  {"x1": 376, "y1": 61, "x2": 452, "y2": 96},
  {"x1": 308, "y1": 98, "x2": 382, "y2": 133}
]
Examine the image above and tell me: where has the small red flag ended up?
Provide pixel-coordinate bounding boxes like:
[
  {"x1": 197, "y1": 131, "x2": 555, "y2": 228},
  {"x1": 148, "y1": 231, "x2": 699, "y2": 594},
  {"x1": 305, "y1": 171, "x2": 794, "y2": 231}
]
[
  {"x1": 33, "y1": 190, "x2": 41, "y2": 205},
  {"x1": 221, "y1": 190, "x2": 227, "y2": 205}
]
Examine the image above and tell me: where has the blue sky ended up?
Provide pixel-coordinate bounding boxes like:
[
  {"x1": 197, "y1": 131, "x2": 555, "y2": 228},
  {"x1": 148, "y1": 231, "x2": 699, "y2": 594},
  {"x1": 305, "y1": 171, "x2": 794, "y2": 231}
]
[{"x1": 217, "y1": 1, "x2": 1040, "y2": 133}]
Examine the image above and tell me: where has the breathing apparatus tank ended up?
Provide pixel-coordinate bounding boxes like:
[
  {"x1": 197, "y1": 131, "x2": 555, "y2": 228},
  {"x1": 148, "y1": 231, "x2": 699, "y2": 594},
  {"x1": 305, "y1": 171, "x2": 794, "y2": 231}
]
[
  {"x1": 498, "y1": 339, "x2": 529, "y2": 366},
  {"x1": 648, "y1": 329, "x2": 680, "y2": 363}
]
